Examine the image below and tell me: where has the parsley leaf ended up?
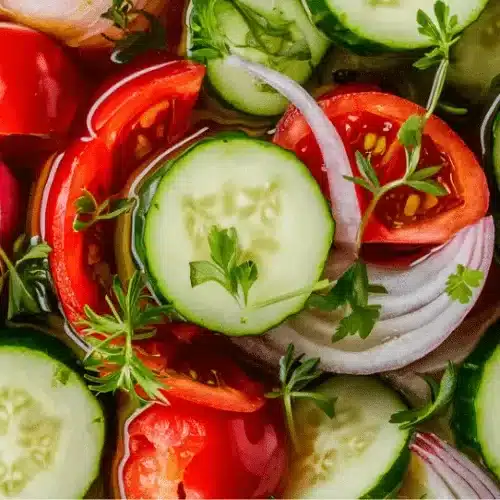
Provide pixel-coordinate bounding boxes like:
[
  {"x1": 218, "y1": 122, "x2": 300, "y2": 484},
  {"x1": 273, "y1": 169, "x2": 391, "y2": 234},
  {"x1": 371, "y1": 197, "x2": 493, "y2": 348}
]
[
  {"x1": 308, "y1": 260, "x2": 386, "y2": 342},
  {"x1": 102, "y1": 3, "x2": 168, "y2": 64},
  {"x1": 265, "y1": 344, "x2": 336, "y2": 450},
  {"x1": 73, "y1": 189, "x2": 136, "y2": 232},
  {"x1": 333, "y1": 304, "x2": 381, "y2": 342},
  {"x1": 102, "y1": 0, "x2": 134, "y2": 30},
  {"x1": 79, "y1": 271, "x2": 173, "y2": 403},
  {"x1": 390, "y1": 362, "x2": 457, "y2": 429},
  {"x1": 110, "y1": 11, "x2": 168, "y2": 64},
  {"x1": 445, "y1": 264, "x2": 484, "y2": 304},
  {"x1": 189, "y1": 226, "x2": 258, "y2": 307},
  {"x1": 0, "y1": 235, "x2": 54, "y2": 320},
  {"x1": 397, "y1": 115, "x2": 425, "y2": 150}
]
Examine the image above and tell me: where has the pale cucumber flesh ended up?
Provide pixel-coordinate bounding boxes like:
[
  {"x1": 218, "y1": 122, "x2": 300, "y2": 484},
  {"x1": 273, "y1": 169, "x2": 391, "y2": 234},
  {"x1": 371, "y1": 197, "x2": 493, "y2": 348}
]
[
  {"x1": 0, "y1": 347, "x2": 104, "y2": 499},
  {"x1": 285, "y1": 376, "x2": 410, "y2": 498},
  {"x1": 144, "y1": 135, "x2": 334, "y2": 335}
]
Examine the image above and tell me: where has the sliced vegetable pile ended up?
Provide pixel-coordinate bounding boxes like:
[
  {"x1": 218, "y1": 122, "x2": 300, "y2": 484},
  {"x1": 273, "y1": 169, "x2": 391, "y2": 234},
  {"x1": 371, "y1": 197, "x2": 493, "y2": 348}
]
[{"x1": 0, "y1": 0, "x2": 499, "y2": 498}]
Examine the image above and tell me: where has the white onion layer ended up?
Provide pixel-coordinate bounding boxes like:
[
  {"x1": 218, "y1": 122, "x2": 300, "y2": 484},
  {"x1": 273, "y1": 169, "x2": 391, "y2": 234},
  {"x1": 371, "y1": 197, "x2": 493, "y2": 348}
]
[
  {"x1": 226, "y1": 55, "x2": 361, "y2": 249},
  {"x1": 225, "y1": 56, "x2": 495, "y2": 374},
  {"x1": 234, "y1": 217, "x2": 494, "y2": 374}
]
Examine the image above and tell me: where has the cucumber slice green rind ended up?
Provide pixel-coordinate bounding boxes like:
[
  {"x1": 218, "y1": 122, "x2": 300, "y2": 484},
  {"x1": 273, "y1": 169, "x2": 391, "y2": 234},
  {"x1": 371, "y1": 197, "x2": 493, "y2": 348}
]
[
  {"x1": 304, "y1": 0, "x2": 489, "y2": 53},
  {"x1": 0, "y1": 328, "x2": 105, "y2": 499},
  {"x1": 452, "y1": 320, "x2": 500, "y2": 479},
  {"x1": 286, "y1": 376, "x2": 411, "y2": 499},
  {"x1": 143, "y1": 133, "x2": 334, "y2": 335},
  {"x1": 187, "y1": 0, "x2": 330, "y2": 115},
  {"x1": 362, "y1": 444, "x2": 411, "y2": 499},
  {"x1": 0, "y1": 327, "x2": 81, "y2": 371}
]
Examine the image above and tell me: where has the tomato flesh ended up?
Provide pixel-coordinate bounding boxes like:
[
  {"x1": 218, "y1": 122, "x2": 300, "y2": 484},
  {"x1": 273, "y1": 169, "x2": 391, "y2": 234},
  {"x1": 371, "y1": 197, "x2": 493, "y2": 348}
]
[
  {"x1": 274, "y1": 92, "x2": 489, "y2": 245},
  {"x1": 137, "y1": 331, "x2": 266, "y2": 413},
  {"x1": 120, "y1": 400, "x2": 287, "y2": 499}
]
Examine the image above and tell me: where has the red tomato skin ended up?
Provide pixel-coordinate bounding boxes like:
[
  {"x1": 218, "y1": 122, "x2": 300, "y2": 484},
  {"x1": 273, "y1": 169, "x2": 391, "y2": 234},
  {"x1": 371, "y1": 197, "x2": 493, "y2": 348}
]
[
  {"x1": 274, "y1": 91, "x2": 489, "y2": 245},
  {"x1": 0, "y1": 23, "x2": 83, "y2": 137},
  {"x1": 120, "y1": 400, "x2": 287, "y2": 499},
  {"x1": 43, "y1": 60, "x2": 206, "y2": 328},
  {"x1": 0, "y1": 160, "x2": 21, "y2": 246}
]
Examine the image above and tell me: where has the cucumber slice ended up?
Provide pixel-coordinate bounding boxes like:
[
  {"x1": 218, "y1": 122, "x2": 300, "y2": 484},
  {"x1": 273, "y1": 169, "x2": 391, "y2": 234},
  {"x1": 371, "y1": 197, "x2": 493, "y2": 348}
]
[
  {"x1": 285, "y1": 376, "x2": 411, "y2": 499},
  {"x1": 448, "y1": 0, "x2": 500, "y2": 101},
  {"x1": 452, "y1": 320, "x2": 500, "y2": 480},
  {"x1": 142, "y1": 133, "x2": 334, "y2": 335},
  {"x1": 0, "y1": 329, "x2": 105, "y2": 499},
  {"x1": 187, "y1": 0, "x2": 329, "y2": 116},
  {"x1": 304, "y1": 0, "x2": 488, "y2": 52}
]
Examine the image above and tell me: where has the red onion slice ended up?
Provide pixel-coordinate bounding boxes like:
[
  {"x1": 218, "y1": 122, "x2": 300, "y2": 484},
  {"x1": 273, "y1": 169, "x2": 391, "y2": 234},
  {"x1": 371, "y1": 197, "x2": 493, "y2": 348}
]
[
  {"x1": 411, "y1": 433, "x2": 500, "y2": 499},
  {"x1": 226, "y1": 55, "x2": 361, "y2": 248}
]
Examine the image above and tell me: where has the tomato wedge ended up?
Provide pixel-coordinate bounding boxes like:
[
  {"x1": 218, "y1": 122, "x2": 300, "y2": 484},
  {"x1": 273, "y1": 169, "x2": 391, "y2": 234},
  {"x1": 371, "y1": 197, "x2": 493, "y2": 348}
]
[
  {"x1": 41, "y1": 60, "x2": 205, "y2": 328},
  {"x1": 274, "y1": 91, "x2": 489, "y2": 245},
  {"x1": 136, "y1": 328, "x2": 266, "y2": 412},
  {"x1": 116, "y1": 400, "x2": 287, "y2": 499},
  {"x1": 0, "y1": 23, "x2": 83, "y2": 137}
]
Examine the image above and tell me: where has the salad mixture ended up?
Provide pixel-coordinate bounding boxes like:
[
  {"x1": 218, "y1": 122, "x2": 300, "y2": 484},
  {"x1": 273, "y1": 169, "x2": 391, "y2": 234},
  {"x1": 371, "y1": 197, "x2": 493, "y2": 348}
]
[{"x1": 1, "y1": 0, "x2": 500, "y2": 498}]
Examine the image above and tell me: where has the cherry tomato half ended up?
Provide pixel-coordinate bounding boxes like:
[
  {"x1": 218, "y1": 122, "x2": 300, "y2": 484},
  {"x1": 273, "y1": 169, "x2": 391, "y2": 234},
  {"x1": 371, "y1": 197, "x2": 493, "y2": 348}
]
[
  {"x1": 274, "y1": 91, "x2": 489, "y2": 245},
  {"x1": 116, "y1": 399, "x2": 287, "y2": 499}
]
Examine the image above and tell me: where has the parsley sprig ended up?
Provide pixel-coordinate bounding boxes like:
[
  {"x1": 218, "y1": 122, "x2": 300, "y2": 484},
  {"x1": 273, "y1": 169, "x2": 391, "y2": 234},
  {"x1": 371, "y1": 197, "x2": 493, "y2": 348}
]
[
  {"x1": 79, "y1": 271, "x2": 173, "y2": 403},
  {"x1": 189, "y1": 226, "x2": 332, "y2": 321},
  {"x1": 345, "y1": 0, "x2": 458, "y2": 251},
  {"x1": 0, "y1": 235, "x2": 53, "y2": 319},
  {"x1": 445, "y1": 264, "x2": 484, "y2": 304},
  {"x1": 390, "y1": 362, "x2": 457, "y2": 429},
  {"x1": 308, "y1": 260, "x2": 387, "y2": 342},
  {"x1": 102, "y1": 1, "x2": 167, "y2": 64},
  {"x1": 190, "y1": 226, "x2": 259, "y2": 308},
  {"x1": 73, "y1": 189, "x2": 136, "y2": 232},
  {"x1": 189, "y1": 0, "x2": 311, "y2": 65},
  {"x1": 266, "y1": 344, "x2": 335, "y2": 449}
]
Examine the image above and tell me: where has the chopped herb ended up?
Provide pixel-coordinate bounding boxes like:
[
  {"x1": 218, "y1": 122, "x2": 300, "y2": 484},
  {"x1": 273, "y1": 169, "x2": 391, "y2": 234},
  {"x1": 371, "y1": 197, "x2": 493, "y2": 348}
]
[
  {"x1": 307, "y1": 260, "x2": 387, "y2": 342},
  {"x1": 52, "y1": 366, "x2": 71, "y2": 387},
  {"x1": 102, "y1": 3, "x2": 167, "y2": 64},
  {"x1": 188, "y1": 0, "x2": 310, "y2": 65},
  {"x1": 390, "y1": 362, "x2": 457, "y2": 429},
  {"x1": 102, "y1": 0, "x2": 134, "y2": 30},
  {"x1": 189, "y1": 226, "x2": 259, "y2": 308},
  {"x1": 265, "y1": 344, "x2": 335, "y2": 450},
  {"x1": 73, "y1": 189, "x2": 136, "y2": 232},
  {"x1": 437, "y1": 102, "x2": 468, "y2": 116},
  {"x1": 445, "y1": 264, "x2": 484, "y2": 304},
  {"x1": 79, "y1": 271, "x2": 173, "y2": 403},
  {"x1": 110, "y1": 11, "x2": 168, "y2": 64},
  {"x1": 0, "y1": 235, "x2": 53, "y2": 320}
]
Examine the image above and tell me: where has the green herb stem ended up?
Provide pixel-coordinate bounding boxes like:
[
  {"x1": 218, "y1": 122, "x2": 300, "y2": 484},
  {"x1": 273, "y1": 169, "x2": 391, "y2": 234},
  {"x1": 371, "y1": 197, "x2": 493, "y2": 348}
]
[
  {"x1": 248, "y1": 279, "x2": 332, "y2": 311},
  {"x1": 425, "y1": 58, "x2": 449, "y2": 120},
  {"x1": 355, "y1": 180, "x2": 402, "y2": 251},
  {"x1": 284, "y1": 393, "x2": 298, "y2": 450}
]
